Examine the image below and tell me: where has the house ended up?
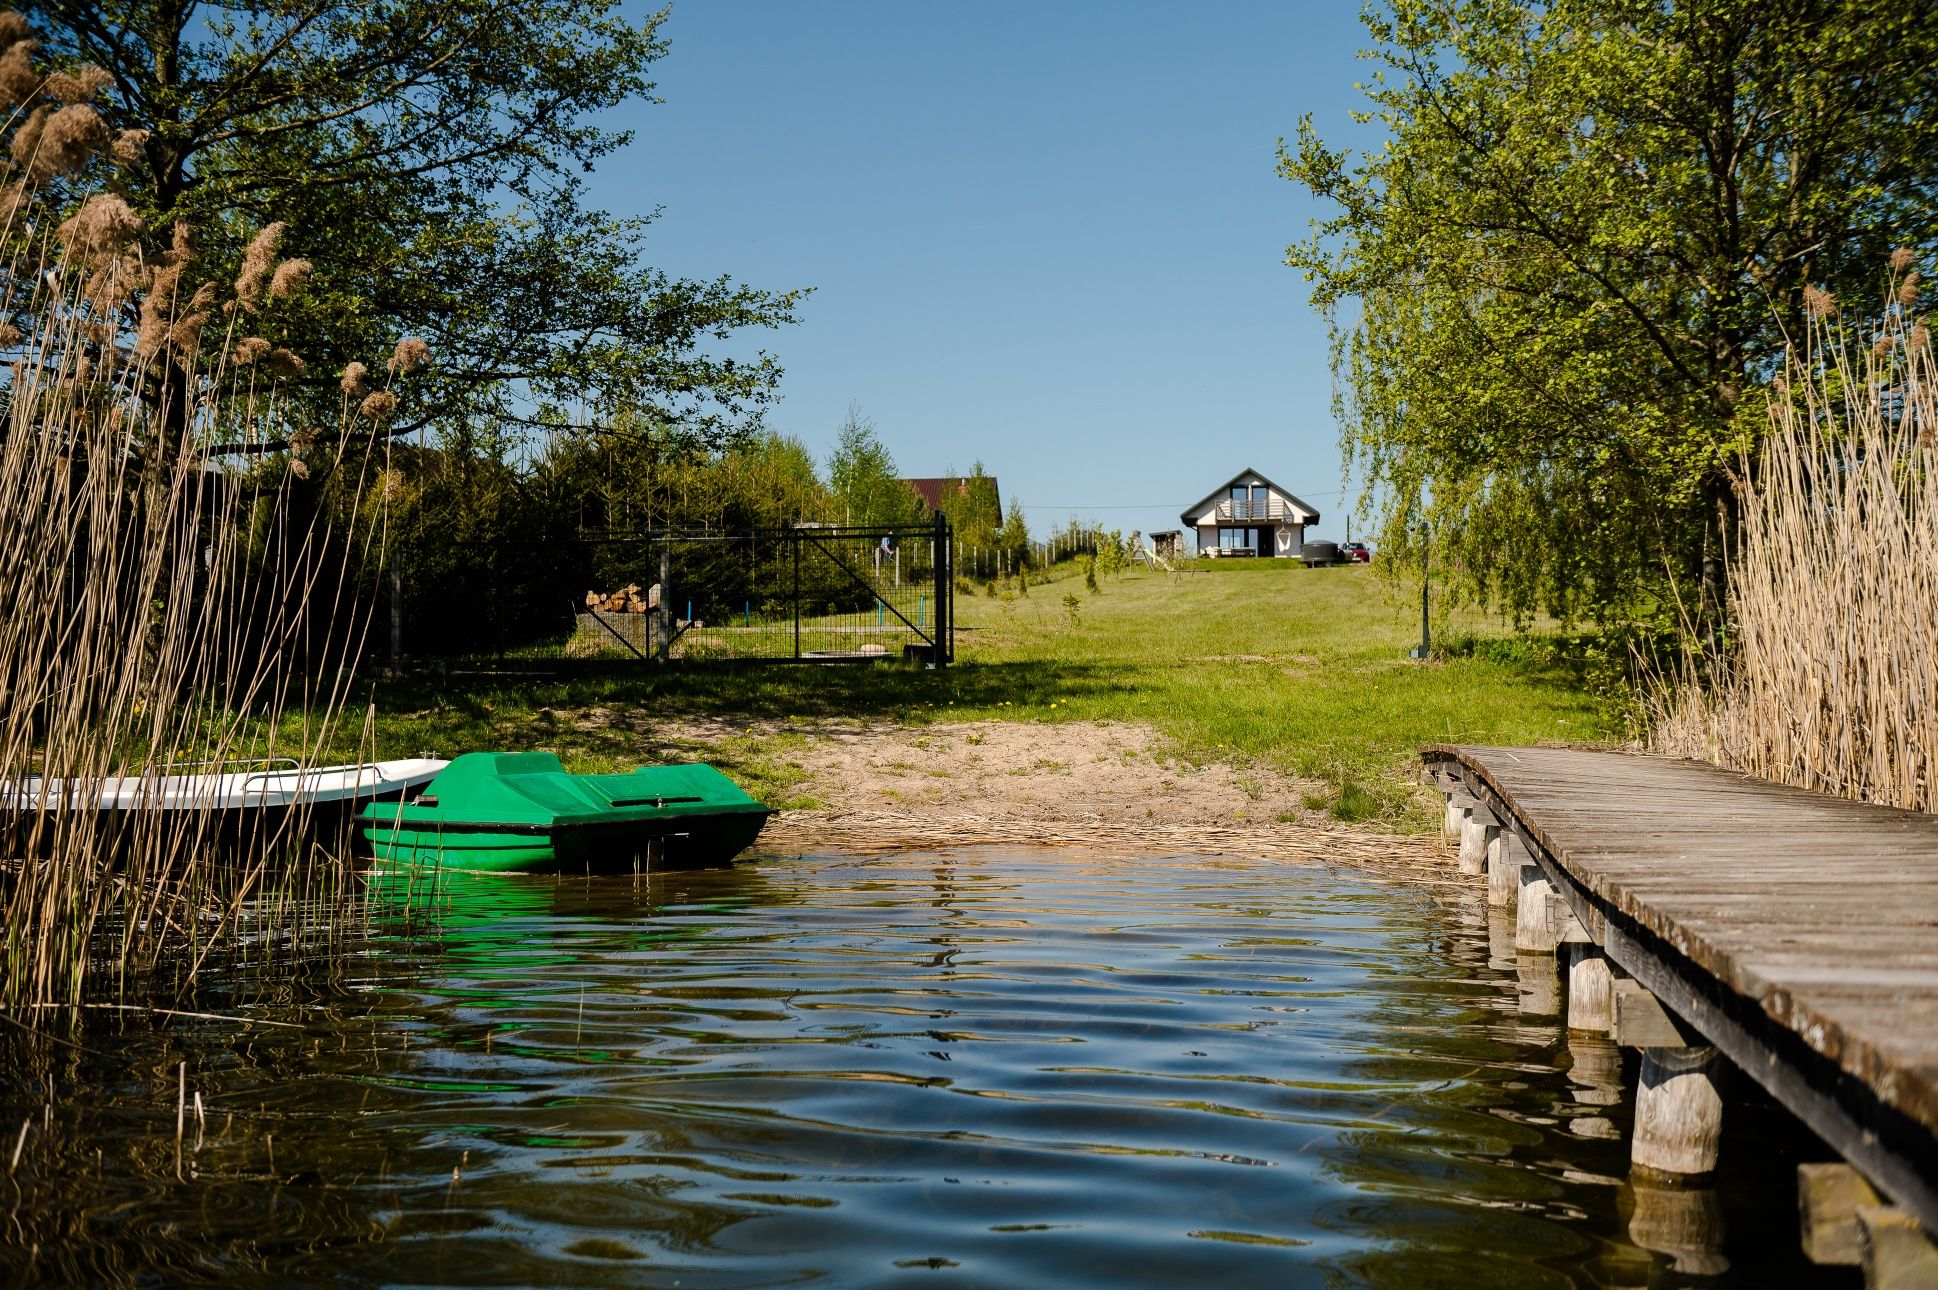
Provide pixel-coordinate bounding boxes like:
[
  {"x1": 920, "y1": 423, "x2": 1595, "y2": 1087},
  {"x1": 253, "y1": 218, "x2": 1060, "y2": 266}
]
[
  {"x1": 903, "y1": 476, "x2": 1000, "y2": 518},
  {"x1": 1180, "y1": 468, "x2": 1320, "y2": 558}
]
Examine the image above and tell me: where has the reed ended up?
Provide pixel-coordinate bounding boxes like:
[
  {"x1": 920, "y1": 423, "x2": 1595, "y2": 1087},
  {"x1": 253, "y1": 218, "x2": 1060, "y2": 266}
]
[
  {"x1": 1650, "y1": 261, "x2": 1938, "y2": 811},
  {"x1": 0, "y1": 16, "x2": 401, "y2": 1016}
]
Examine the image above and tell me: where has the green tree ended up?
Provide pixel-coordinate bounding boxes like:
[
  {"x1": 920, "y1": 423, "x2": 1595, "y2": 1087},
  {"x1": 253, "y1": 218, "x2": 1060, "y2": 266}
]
[
  {"x1": 996, "y1": 498, "x2": 1032, "y2": 568},
  {"x1": 827, "y1": 404, "x2": 923, "y2": 527},
  {"x1": 18, "y1": 0, "x2": 801, "y2": 448},
  {"x1": 1282, "y1": 0, "x2": 1938, "y2": 625},
  {"x1": 935, "y1": 460, "x2": 1002, "y2": 547}
]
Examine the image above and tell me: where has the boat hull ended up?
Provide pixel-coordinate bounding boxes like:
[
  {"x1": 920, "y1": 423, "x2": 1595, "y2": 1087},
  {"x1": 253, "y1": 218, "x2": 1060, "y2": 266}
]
[
  {"x1": 1, "y1": 760, "x2": 447, "y2": 859},
  {"x1": 361, "y1": 810, "x2": 771, "y2": 874}
]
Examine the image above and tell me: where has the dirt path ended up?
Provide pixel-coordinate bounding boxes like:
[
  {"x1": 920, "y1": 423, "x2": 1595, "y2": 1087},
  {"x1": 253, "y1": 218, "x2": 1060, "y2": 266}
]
[{"x1": 643, "y1": 715, "x2": 1451, "y2": 885}]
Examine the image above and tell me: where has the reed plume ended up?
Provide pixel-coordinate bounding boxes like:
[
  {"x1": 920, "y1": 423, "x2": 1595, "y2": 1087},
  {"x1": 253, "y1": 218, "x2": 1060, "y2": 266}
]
[
  {"x1": 1651, "y1": 261, "x2": 1938, "y2": 811},
  {"x1": 232, "y1": 223, "x2": 285, "y2": 313},
  {"x1": 268, "y1": 258, "x2": 310, "y2": 301},
  {"x1": 386, "y1": 336, "x2": 428, "y2": 375},
  {"x1": 0, "y1": 83, "x2": 392, "y2": 1019}
]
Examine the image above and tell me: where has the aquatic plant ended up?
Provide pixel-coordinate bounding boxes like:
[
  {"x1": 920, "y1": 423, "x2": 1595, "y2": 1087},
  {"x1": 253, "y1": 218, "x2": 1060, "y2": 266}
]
[
  {"x1": 0, "y1": 16, "x2": 418, "y2": 1016},
  {"x1": 1651, "y1": 257, "x2": 1938, "y2": 810}
]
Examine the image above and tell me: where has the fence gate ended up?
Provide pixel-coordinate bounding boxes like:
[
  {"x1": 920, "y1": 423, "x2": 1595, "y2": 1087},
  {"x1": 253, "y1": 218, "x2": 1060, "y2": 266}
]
[{"x1": 564, "y1": 515, "x2": 954, "y2": 667}]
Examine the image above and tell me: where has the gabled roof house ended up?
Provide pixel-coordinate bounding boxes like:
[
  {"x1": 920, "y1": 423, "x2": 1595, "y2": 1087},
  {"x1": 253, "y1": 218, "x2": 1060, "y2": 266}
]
[{"x1": 1180, "y1": 468, "x2": 1320, "y2": 558}]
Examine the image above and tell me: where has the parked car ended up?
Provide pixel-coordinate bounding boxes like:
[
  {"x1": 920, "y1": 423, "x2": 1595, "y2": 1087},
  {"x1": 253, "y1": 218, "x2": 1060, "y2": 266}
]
[{"x1": 1340, "y1": 541, "x2": 1371, "y2": 563}]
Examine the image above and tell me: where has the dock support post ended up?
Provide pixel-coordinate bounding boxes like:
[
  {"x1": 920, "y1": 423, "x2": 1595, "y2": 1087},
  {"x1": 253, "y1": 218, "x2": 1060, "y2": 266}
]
[
  {"x1": 1458, "y1": 802, "x2": 1497, "y2": 877},
  {"x1": 1490, "y1": 831, "x2": 1527, "y2": 908},
  {"x1": 1799, "y1": 1162, "x2": 1881, "y2": 1266},
  {"x1": 1516, "y1": 954, "x2": 1559, "y2": 1016},
  {"x1": 1443, "y1": 782, "x2": 1473, "y2": 845},
  {"x1": 1628, "y1": 1177, "x2": 1729, "y2": 1277},
  {"x1": 1564, "y1": 943, "x2": 1615, "y2": 1033},
  {"x1": 1856, "y1": 1206, "x2": 1938, "y2": 1289},
  {"x1": 1633, "y1": 1045, "x2": 1724, "y2": 1176},
  {"x1": 1515, "y1": 864, "x2": 1558, "y2": 953}
]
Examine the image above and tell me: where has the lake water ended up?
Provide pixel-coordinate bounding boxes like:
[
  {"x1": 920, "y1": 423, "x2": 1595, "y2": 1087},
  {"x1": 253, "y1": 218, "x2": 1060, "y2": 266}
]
[{"x1": 0, "y1": 850, "x2": 1849, "y2": 1286}]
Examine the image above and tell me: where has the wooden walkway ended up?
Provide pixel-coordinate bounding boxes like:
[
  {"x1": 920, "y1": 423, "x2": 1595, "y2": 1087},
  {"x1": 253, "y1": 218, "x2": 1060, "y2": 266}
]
[{"x1": 1424, "y1": 744, "x2": 1938, "y2": 1261}]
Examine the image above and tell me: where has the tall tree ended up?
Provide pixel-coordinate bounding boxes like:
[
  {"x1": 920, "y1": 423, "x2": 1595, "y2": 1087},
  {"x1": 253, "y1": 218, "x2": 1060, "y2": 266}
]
[
  {"x1": 1283, "y1": 0, "x2": 1938, "y2": 625},
  {"x1": 826, "y1": 404, "x2": 922, "y2": 527},
  {"x1": 14, "y1": 0, "x2": 801, "y2": 447}
]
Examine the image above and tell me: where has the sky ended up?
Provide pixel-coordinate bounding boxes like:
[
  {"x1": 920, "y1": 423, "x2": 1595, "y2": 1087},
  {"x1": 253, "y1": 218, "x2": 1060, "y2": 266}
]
[{"x1": 583, "y1": 2, "x2": 1381, "y2": 546}]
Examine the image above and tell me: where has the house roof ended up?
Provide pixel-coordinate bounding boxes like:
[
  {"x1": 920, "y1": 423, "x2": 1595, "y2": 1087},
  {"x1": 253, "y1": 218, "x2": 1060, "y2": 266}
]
[
  {"x1": 903, "y1": 476, "x2": 1000, "y2": 514},
  {"x1": 1180, "y1": 468, "x2": 1320, "y2": 526}
]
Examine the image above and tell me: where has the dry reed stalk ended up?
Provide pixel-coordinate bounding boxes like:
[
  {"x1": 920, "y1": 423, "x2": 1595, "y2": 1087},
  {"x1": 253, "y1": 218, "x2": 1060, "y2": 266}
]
[
  {"x1": 1650, "y1": 263, "x2": 1938, "y2": 811},
  {"x1": 0, "y1": 14, "x2": 401, "y2": 1019}
]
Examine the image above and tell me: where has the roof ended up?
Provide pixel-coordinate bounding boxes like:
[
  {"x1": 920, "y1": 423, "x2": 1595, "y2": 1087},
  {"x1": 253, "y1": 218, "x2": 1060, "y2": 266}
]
[
  {"x1": 1179, "y1": 468, "x2": 1321, "y2": 526},
  {"x1": 902, "y1": 476, "x2": 1000, "y2": 515}
]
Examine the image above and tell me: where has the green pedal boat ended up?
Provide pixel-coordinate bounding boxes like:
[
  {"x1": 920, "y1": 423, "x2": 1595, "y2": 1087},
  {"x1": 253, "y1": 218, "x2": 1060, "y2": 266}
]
[{"x1": 358, "y1": 751, "x2": 771, "y2": 872}]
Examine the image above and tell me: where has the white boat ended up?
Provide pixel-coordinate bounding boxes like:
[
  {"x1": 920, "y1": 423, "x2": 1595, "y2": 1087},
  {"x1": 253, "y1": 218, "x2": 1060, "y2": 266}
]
[{"x1": 2, "y1": 759, "x2": 448, "y2": 844}]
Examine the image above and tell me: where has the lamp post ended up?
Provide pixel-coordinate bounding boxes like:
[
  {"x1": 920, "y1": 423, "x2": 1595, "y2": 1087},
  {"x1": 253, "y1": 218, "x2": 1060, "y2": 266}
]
[{"x1": 1409, "y1": 501, "x2": 1431, "y2": 660}]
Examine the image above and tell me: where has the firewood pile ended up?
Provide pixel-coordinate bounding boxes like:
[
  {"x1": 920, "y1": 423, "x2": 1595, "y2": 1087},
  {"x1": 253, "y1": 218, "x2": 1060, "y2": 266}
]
[{"x1": 585, "y1": 583, "x2": 660, "y2": 615}]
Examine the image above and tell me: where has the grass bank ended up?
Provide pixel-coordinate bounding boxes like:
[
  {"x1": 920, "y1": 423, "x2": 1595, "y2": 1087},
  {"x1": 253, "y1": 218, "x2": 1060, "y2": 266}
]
[{"x1": 350, "y1": 561, "x2": 1624, "y2": 827}]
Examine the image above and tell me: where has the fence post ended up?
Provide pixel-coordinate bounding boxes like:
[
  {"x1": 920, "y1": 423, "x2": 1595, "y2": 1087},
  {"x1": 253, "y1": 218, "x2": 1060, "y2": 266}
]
[
  {"x1": 933, "y1": 510, "x2": 951, "y2": 668},
  {"x1": 657, "y1": 541, "x2": 672, "y2": 664},
  {"x1": 792, "y1": 529, "x2": 801, "y2": 660},
  {"x1": 388, "y1": 554, "x2": 402, "y2": 666}
]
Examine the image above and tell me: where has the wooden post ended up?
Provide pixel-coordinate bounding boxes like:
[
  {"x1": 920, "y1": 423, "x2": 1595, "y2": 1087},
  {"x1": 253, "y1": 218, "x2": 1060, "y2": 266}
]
[
  {"x1": 1490, "y1": 831, "x2": 1527, "y2": 908},
  {"x1": 1856, "y1": 1205, "x2": 1938, "y2": 1289},
  {"x1": 388, "y1": 554, "x2": 402, "y2": 664},
  {"x1": 1633, "y1": 1045, "x2": 1724, "y2": 1176},
  {"x1": 657, "y1": 543, "x2": 673, "y2": 664},
  {"x1": 1516, "y1": 864, "x2": 1558, "y2": 953},
  {"x1": 1487, "y1": 909, "x2": 1516, "y2": 971},
  {"x1": 1799, "y1": 1162, "x2": 1881, "y2": 1265},
  {"x1": 1442, "y1": 779, "x2": 1474, "y2": 844},
  {"x1": 1564, "y1": 943, "x2": 1615, "y2": 1033},
  {"x1": 1459, "y1": 803, "x2": 1497, "y2": 877},
  {"x1": 1516, "y1": 953, "x2": 1559, "y2": 1016},
  {"x1": 1629, "y1": 1176, "x2": 1729, "y2": 1277},
  {"x1": 1566, "y1": 1034, "x2": 1623, "y2": 1110}
]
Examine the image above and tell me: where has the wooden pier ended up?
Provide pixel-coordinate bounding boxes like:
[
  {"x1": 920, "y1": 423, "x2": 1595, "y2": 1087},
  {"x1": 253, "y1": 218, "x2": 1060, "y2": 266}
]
[{"x1": 1427, "y1": 744, "x2": 1938, "y2": 1284}]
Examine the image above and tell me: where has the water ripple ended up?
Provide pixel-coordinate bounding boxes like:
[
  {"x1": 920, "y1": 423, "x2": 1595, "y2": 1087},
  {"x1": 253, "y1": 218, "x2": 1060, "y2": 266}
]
[{"x1": 0, "y1": 849, "x2": 1833, "y2": 1287}]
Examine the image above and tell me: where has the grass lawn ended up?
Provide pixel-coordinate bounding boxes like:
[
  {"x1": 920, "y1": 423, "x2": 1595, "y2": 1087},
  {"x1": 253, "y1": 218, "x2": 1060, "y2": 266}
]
[{"x1": 349, "y1": 560, "x2": 1625, "y2": 828}]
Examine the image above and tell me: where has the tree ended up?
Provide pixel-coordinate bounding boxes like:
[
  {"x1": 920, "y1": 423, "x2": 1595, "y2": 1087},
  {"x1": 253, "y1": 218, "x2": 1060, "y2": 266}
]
[
  {"x1": 826, "y1": 404, "x2": 922, "y2": 527},
  {"x1": 996, "y1": 498, "x2": 1031, "y2": 568},
  {"x1": 935, "y1": 460, "x2": 1001, "y2": 547},
  {"x1": 15, "y1": 0, "x2": 802, "y2": 449},
  {"x1": 1282, "y1": 0, "x2": 1938, "y2": 625}
]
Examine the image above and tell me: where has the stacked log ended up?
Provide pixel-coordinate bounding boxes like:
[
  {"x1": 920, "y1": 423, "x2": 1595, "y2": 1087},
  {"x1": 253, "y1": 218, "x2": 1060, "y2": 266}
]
[{"x1": 584, "y1": 583, "x2": 661, "y2": 615}]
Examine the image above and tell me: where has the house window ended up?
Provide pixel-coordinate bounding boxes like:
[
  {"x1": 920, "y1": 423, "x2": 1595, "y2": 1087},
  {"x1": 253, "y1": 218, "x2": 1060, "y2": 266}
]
[{"x1": 1218, "y1": 527, "x2": 1256, "y2": 549}]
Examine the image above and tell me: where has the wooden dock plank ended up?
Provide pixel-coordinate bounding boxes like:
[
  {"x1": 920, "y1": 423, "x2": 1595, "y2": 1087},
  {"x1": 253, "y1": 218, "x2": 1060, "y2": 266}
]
[{"x1": 1425, "y1": 744, "x2": 1938, "y2": 1230}]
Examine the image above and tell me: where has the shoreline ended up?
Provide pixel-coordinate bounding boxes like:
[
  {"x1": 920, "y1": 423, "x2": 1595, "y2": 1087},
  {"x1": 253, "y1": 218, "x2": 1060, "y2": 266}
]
[{"x1": 738, "y1": 716, "x2": 1457, "y2": 889}]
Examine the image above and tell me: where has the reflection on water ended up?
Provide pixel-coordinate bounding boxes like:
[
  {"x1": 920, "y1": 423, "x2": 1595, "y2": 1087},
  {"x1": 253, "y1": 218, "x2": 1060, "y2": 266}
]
[{"x1": 0, "y1": 851, "x2": 1848, "y2": 1286}]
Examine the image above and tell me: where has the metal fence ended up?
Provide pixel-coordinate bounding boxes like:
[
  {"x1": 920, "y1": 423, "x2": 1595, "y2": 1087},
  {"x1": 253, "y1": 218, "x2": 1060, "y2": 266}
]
[{"x1": 401, "y1": 516, "x2": 954, "y2": 669}]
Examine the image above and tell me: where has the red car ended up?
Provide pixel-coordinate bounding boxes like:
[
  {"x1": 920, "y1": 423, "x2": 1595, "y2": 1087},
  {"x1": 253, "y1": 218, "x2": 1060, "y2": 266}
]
[{"x1": 1341, "y1": 542, "x2": 1371, "y2": 563}]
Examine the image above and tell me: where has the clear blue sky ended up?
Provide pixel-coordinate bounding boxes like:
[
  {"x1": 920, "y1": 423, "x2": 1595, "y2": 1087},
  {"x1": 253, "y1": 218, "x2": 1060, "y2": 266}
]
[{"x1": 585, "y1": 2, "x2": 1379, "y2": 546}]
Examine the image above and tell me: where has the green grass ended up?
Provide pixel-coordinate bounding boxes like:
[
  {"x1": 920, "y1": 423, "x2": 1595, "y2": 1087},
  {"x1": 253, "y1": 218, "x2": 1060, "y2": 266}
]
[{"x1": 342, "y1": 562, "x2": 1624, "y2": 828}]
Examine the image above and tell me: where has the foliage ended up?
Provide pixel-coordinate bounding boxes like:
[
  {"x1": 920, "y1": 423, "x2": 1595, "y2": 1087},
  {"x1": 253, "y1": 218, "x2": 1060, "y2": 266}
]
[
  {"x1": 996, "y1": 499, "x2": 1032, "y2": 568},
  {"x1": 933, "y1": 460, "x2": 1003, "y2": 547},
  {"x1": 19, "y1": 0, "x2": 802, "y2": 448},
  {"x1": 1282, "y1": 0, "x2": 1938, "y2": 626},
  {"x1": 1652, "y1": 273, "x2": 1938, "y2": 809},
  {"x1": 827, "y1": 404, "x2": 924, "y2": 527}
]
